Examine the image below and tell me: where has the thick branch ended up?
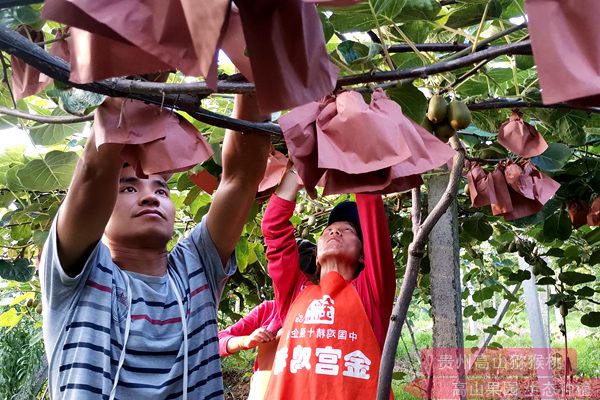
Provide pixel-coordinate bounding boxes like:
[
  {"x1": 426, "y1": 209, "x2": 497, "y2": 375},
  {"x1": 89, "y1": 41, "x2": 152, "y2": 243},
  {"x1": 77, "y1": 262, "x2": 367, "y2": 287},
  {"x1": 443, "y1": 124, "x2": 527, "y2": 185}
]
[
  {"x1": 377, "y1": 135, "x2": 464, "y2": 400},
  {"x1": 338, "y1": 40, "x2": 531, "y2": 86},
  {"x1": 0, "y1": 25, "x2": 281, "y2": 136},
  {"x1": 445, "y1": 23, "x2": 527, "y2": 62},
  {"x1": 0, "y1": 105, "x2": 94, "y2": 123}
]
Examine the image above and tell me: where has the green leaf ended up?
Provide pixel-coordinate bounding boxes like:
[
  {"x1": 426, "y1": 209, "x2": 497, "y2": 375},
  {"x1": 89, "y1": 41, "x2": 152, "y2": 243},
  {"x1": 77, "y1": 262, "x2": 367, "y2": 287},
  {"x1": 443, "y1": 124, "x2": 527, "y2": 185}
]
[
  {"x1": 462, "y1": 214, "x2": 493, "y2": 241},
  {"x1": 589, "y1": 249, "x2": 600, "y2": 266},
  {"x1": 531, "y1": 143, "x2": 573, "y2": 173},
  {"x1": 544, "y1": 248, "x2": 564, "y2": 257},
  {"x1": 472, "y1": 287, "x2": 495, "y2": 302},
  {"x1": 0, "y1": 258, "x2": 34, "y2": 282},
  {"x1": 16, "y1": 150, "x2": 79, "y2": 191},
  {"x1": 580, "y1": 312, "x2": 600, "y2": 328},
  {"x1": 507, "y1": 270, "x2": 531, "y2": 283},
  {"x1": 29, "y1": 110, "x2": 87, "y2": 146},
  {"x1": 463, "y1": 304, "x2": 476, "y2": 317},
  {"x1": 0, "y1": 6, "x2": 40, "y2": 28},
  {"x1": 558, "y1": 271, "x2": 596, "y2": 286},
  {"x1": 329, "y1": 3, "x2": 377, "y2": 33},
  {"x1": 319, "y1": 12, "x2": 334, "y2": 43},
  {"x1": 446, "y1": 0, "x2": 503, "y2": 29},
  {"x1": 537, "y1": 277, "x2": 556, "y2": 285},
  {"x1": 0, "y1": 308, "x2": 22, "y2": 328},
  {"x1": 465, "y1": 334, "x2": 478, "y2": 341},
  {"x1": 392, "y1": 371, "x2": 407, "y2": 381},
  {"x1": 584, "y1": 227, "x2": 600, "y2": 245},
  {"x1": 386, "y1": 82, "x2": 427, "y2": 123},
  {"x1": 576, "y1": 286, "x2": 595, "y2": 297},
  {"x1": 58, "y1": 88, "x2": 106, "y2": 116},
  {"x1": 235, "y1": 237, "x2": 249, "y2": 273},
  {"x1": 483, "y1": 324, "x2": 501, "y2": 335},
  {"x1": 336, "y1": 41, "x2": 371, "y2": 65},
  {"x1": 5, "y1": 165, "x2": 26, "y2": 191},
  {"x1": 543, "y1": 209, "x2": 572, "y2": 241},
  {"x1": 484, "y1": 307, "x2": 497, "y2": 318},
  {"x1": 396, "y1": 0, "x2": 441, "y2": 21},
  {"x1": 371, "y1": 0, "x2": 407, "y2": 19}
]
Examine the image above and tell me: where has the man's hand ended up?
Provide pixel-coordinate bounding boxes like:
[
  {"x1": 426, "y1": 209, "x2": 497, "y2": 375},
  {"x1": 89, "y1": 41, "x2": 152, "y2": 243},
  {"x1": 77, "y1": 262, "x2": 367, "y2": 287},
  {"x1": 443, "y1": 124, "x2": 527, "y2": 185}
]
[{"x1": 243, "y1": 327, "x2": 276, "y2": 350}]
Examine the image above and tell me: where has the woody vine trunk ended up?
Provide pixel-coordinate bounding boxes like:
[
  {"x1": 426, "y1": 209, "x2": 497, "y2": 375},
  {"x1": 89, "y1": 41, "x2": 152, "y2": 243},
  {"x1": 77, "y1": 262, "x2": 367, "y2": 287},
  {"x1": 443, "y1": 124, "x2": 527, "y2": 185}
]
[{"x1": 377, "y1": 136, "x2": 465, "y2": 400}]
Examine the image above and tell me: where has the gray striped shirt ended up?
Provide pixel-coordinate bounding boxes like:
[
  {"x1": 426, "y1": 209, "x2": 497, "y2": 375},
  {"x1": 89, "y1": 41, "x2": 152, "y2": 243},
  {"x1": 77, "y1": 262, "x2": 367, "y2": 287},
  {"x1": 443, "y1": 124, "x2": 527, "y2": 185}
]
[{"x1": 39, "y1": 215, "x2": 236, "y2": 399}]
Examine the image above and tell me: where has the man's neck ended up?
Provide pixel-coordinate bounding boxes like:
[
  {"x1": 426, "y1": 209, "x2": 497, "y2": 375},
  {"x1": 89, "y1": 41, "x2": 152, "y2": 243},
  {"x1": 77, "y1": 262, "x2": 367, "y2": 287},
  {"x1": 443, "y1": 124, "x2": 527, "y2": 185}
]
[{"x1": 106, "y1": 241, "x2": 169, "y2": 276}]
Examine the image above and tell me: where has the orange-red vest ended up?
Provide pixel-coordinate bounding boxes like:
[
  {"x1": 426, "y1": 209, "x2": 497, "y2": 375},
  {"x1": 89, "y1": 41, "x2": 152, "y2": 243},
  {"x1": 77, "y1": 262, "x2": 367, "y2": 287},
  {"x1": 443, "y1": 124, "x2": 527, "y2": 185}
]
[{"x1": 265, "y1": 272, "x2": 390, "y2": 399}]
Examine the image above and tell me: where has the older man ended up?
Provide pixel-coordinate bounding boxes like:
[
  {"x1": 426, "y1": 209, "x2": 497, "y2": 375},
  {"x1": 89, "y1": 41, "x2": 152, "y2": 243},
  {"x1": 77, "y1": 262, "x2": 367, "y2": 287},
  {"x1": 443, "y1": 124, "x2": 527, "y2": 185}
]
[{"x1": 39, "y1": 94, "x2": 269, "y2": 400}]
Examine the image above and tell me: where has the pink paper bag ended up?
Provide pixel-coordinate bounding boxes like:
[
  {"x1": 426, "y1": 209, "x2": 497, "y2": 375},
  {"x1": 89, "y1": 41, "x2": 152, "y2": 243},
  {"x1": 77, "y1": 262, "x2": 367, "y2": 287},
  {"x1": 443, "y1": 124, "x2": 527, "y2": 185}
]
[
  {"x1": 498, "y1": 110, "x2": 548, "y2": 158},
  {"x1": 526, "y1": 0, "x2": 600, "y2": 105},
  {"x1": 235, "y1": 0, "x2": 338, "y2": 113}
]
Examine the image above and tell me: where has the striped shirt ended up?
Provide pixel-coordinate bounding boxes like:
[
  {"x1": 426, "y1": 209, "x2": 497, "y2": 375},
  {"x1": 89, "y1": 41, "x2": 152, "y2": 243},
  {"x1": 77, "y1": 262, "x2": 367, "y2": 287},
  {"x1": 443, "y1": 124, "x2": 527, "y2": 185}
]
[{"x1": 39, "y1": 215, "x2": 236, "y2": 399}]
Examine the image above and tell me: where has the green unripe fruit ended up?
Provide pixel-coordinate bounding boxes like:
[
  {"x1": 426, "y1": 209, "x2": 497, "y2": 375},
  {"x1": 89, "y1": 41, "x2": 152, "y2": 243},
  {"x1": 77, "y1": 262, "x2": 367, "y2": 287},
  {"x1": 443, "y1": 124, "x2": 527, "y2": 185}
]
[
  {"x1": 307, "y1": 216, "x2": 316, "y2": 226},
  {"x1": 427, "y1": 95, "x2": 448, "y2": 124},
  {"x1": 35, "y1": 304, "x2": 42, "y2": 314},
  {"x1": 301, "y1": 227, "x2": 309, "y2": 239},
  {"x1": 434, "y1": 122, "x2": 456, "y2": 142},
  {"x1": 448, "y1": 100, "x2": 472, "y2": 130},
  {"x1": 421, "y1": 117, "x2": 435, "y2": 134}
]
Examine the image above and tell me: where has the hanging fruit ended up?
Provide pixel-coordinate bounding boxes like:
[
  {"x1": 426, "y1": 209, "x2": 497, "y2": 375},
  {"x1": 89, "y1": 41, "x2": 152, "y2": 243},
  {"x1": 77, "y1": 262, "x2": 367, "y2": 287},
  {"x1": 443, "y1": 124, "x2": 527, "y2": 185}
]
[
  {"x1": 426, "y1": 94, "x2": 448, "y2": 124},
  {"x1": 447, "y1": 100, "x2": 472, "y2": 130}
]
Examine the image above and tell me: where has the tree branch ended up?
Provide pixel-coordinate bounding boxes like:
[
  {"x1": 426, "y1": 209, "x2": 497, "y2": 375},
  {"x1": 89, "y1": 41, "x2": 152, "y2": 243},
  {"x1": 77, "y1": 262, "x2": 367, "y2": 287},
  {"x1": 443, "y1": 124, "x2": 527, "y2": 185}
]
[
  {"x1": 338, "y1": 40, "x2": 531, "y2": 86},
  {"x1": 0, "y1": 25, "x2": 281, "y2": 136},
  {"x1": 377, "y1": 135, "x2": 465, "y2": 400},
  {"x1": 0, "y1": 105, "x2": 94, "y2": 123}
]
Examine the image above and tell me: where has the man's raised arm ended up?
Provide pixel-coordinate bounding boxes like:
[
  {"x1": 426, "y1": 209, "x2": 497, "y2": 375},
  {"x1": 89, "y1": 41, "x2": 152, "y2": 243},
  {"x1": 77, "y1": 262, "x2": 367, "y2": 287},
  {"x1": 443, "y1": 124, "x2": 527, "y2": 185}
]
[
  {"x1": 207, "y1": 94, "x2": 270, "y2": 267},
  {"x1": 56, "y1": 132, "x2": 124, "y2": 277}
]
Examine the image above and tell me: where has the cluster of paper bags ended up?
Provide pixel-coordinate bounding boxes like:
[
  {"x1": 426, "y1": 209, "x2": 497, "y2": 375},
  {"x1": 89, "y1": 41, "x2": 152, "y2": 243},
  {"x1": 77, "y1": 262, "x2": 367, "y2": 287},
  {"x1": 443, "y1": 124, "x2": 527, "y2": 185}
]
[{"x1": 11, "y1": 0, "x2": 600, "y2": 222}]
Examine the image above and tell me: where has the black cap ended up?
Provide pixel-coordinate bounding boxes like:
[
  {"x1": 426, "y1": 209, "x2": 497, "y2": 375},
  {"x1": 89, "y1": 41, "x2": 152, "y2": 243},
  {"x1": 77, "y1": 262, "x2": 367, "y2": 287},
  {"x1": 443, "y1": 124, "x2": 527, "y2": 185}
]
[{"x1": 327, "y1": 201, "x2": 362, "y2": 242}]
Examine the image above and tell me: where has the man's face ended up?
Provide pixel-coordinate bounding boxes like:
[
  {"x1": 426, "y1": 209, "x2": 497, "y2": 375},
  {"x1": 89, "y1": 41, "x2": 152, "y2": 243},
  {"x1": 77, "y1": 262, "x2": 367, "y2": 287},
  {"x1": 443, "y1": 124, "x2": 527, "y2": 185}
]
[
  {"x1": 104, "y1": 166, "x2": 175, "y2": 248},
  {"x1": 316, "y1": 221, "x2": 362, "y2": 269}
]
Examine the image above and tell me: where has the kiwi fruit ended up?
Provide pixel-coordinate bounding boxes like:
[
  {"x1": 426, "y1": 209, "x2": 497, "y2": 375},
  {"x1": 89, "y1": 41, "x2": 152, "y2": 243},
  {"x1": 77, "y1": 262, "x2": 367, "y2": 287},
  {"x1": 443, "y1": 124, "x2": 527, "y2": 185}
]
[
  {"x1": 421, "y1": 117, "x2": 435, "y2": 133},
  {"x1": 448, "y1": 100, "x2": 472, "y2": 130},
  {"x1": 434, "y1": 122, "x2": 456, "y2": 142},
  {"x1": 427, "y1": 95, "x2": 448, "y2": 124},
  {"x1": 301, "y1": 227, "x2": 309, "y2": 239}
]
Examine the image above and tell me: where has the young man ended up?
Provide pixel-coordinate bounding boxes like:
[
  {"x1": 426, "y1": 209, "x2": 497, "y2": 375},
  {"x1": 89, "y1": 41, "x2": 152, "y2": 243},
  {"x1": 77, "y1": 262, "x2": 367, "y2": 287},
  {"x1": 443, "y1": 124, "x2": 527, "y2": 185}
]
[
  {"x1": 261, "y1": 169, "x2": 396, "y2": 399},
  {"x1": 39, "y1": 94, "x2": 270, "y2": 400}
]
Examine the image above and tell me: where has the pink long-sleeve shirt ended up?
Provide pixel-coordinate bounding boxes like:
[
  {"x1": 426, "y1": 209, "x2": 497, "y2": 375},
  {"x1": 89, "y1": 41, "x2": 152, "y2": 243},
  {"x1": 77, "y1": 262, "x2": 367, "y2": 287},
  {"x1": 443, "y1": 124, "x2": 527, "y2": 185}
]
[
  {"x1": 261, "y1": 193, "x2": 396, "y2": 350},
  {"x1": 218, "y1": 300, "x2": 281, "y2": 372}
]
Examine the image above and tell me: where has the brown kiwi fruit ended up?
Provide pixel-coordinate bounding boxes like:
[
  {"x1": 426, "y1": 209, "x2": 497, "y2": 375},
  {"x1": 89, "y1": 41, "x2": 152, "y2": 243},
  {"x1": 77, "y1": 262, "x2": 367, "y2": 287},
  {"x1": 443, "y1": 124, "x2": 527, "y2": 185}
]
[
  {"x1": 448, "y1": 100, "x2": 472, "y2": 130},
  {"x1": 434, "y1": 122, "x2": 456, "y2": 142},
  {"x1": 427, "y1": 95, "x2": 448, "y2": 124}
]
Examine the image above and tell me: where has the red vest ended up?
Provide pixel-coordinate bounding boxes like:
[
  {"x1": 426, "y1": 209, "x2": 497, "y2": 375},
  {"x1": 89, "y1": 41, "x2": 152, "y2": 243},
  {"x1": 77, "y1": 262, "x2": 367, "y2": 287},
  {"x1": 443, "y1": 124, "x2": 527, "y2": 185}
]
[{"x1": 265, "y1": 272, "x2": 390, "y2": 399}]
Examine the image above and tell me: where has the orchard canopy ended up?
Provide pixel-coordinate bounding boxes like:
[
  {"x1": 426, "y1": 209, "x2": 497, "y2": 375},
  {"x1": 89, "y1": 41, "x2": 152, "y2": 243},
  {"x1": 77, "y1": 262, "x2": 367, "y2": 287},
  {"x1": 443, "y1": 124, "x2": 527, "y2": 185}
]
[{"x1": 0, "y1": 0, "x2": 599, "y2": 398}]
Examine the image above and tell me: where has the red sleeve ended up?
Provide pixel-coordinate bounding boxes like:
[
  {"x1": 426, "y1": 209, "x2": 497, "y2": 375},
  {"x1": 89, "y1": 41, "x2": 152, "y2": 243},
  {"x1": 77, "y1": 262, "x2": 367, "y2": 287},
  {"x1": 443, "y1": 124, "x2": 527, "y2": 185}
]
[
  {"x1": 354, "y1": 193, "x2": 396, "y2": 350},
  {"x1": 218, "y1": 300, "x2": 273, "y2": 357},
  {"x1": 261, "y1": 194, "x2": 308, "y2": 324}
]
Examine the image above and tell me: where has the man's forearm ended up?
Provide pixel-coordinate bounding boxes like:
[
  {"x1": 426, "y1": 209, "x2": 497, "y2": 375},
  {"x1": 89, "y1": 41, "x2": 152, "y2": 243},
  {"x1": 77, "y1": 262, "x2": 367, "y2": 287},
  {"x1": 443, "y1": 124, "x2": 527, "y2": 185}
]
[
  {"x1": 207, "y1": 94, "x2": 270, "y2": 265},
  {"x1": 57, "y1": 134, "x2": 124, "y2": 275}
]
